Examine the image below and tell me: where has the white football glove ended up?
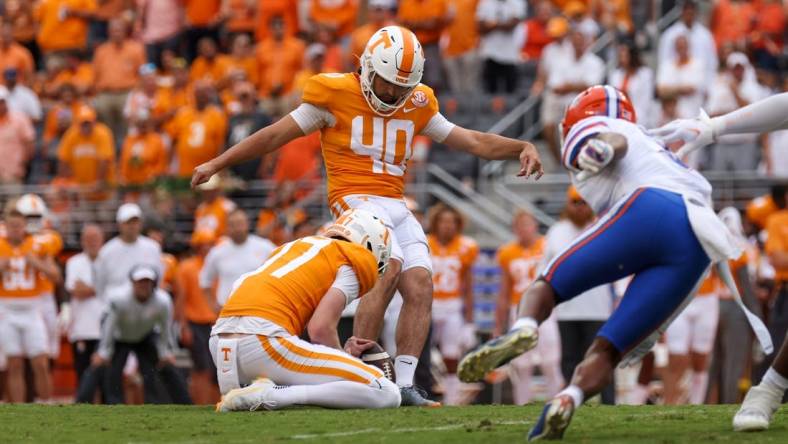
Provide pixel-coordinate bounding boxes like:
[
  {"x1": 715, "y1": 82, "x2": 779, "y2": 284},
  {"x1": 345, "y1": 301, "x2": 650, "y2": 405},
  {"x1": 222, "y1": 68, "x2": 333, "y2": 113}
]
[
  {"x1": 576, "y1": 138, "x2": 615, "y2": 180},
  {"x1": 648, "y1": 109, "x2": 716, "y2": 158}
]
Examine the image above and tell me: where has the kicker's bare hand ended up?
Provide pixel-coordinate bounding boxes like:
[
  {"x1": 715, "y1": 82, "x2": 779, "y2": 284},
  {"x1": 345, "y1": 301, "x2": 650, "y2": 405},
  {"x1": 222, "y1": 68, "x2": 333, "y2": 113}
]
[
  {"x1": 517, "y1": 142, "x2": 543, "y2": 179},
  {"x1": 191, "y1": 162, "x2": 216, "y2": 189},
  {"x1": 343, "y1": 336, "x2": 376, "y2": 357}
]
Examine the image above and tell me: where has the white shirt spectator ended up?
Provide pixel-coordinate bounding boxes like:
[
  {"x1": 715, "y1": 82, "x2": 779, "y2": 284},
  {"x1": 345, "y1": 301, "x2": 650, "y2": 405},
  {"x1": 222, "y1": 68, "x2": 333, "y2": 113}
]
[
  {"x1": 64, "y1": 252, "x2": 104, "y2": 342},
  {"x1": 200, "y1": 235, "x2": 276, "y2": 306},
  {"x1": 546, "y1": 46, "x2": 604, "y2": 103},
  {"x1": 540, "y1": 39, "x2": 572, "y2": 80},
  {"x1": 7, "y1": 84, "x2": 42, "y2": 121},
  {"x1": 609, "y1": 66, "x2": 656, "y2": 128},
  {"x1": 543, "y1": 220, "x2": 612, "y2": 321},
  {"x1": 476, "y1": 0, "x2": 527, "y2": 65},
  {"x1": 94, "y1": 235, "x2": 163, "y2": 300},
  {"x1": 656, "y1": 57, "x2": 706, "y2": 119},
  {"x1": 97, "y1": 286, "x2": 174, "y2": 359},
  {"x1": 659, "y1": 20, "x2": 718, "y2": 85}
]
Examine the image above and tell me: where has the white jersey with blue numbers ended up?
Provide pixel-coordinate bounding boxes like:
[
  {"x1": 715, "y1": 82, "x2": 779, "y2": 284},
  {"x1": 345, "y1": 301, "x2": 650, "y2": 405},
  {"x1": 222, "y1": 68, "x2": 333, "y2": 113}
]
[{"x1": 562, "y1": 116, "x2": 712, "y2": 214}]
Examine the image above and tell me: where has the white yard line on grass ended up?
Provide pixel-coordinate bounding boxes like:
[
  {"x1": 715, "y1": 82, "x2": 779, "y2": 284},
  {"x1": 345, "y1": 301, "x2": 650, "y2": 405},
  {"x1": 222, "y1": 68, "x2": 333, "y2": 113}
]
[{"x1": 290, "y1": 420, "x2": 529, "y2": 440}]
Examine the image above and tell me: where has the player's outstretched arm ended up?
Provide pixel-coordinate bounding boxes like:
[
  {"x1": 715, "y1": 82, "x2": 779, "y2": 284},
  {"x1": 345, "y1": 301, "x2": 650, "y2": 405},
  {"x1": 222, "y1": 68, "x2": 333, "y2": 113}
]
[
  {"x1": 443, "y1": 126, "x2": 544, "y2": 178},
  {"x1": 651, "y1": 92, "x2": 788, "y2": 157},
  {"x1": 191, "y1": 115, "x2": 305, "y2": 188}
]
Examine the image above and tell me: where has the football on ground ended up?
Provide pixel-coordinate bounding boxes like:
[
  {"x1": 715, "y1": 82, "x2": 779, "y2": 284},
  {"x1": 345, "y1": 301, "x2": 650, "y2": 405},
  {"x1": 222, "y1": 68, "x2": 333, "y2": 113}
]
[
  {"x1": 2, "y1": 404, "x2": 787, "y2": 443},
  {"x1": 360, "y1": 343, "x2": 396, "y2": 382}
]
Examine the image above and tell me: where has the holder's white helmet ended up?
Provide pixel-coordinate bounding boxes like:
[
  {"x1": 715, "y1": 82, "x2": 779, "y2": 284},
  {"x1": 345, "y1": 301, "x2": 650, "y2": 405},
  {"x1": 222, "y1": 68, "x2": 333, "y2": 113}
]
[
  {"x1": 15, "y1": 193, "x2": 48, "y2": 233},
  {"x1": 360, "y1": 26, "x2": 425, "y2": 116},
  {"x1": 323, "y1": 209, "x2": 392, "y2": 275}
]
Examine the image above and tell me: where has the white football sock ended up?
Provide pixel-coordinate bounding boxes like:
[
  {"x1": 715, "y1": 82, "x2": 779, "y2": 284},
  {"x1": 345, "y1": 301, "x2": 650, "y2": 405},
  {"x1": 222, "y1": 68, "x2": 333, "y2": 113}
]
[
  {"x1": 762, "y1": 367, "x2": 788, "y2": 392},
  {"x1": 558, "y1": 385, "x2": 584, "y2": 408},
  {"x1": 689, "y1": 371, "x2": 709, "y2": 404},
  {"x1": 267, "y1": 379, "x2": 399, "y2": 409},
  {"x1": 394, "y1": 355, "x2": 418, "y2": 387},
  {"x1": 509, "y1": 317, "x2": 538, "y2": 332}
]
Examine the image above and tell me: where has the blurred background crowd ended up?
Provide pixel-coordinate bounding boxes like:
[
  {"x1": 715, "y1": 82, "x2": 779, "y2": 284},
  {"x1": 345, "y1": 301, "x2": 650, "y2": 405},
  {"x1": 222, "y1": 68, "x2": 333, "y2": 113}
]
[{"x1": 0, "y1": 0, "x2": 786, "y2": 409}]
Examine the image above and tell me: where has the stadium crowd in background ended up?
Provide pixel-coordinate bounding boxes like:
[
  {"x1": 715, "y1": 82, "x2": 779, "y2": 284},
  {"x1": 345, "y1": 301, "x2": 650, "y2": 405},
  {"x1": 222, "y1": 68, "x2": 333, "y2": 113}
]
[{"x1": 0, "y1": 0, "x2": 785, "y2": 410}]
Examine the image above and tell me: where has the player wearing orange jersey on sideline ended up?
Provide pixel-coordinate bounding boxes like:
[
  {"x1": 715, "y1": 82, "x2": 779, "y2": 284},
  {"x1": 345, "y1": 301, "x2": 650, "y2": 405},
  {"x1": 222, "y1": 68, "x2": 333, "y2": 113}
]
[
  {"x1": 14, "y1": 194, "x2": 65, "y2": 362},
  {"x1": 496, "y1": 210, "x2": 564, "y2": 405},
  {"x1": 0, "y1": 202, "x2": 61, "y2": 403},
  {"x1": 194, "y1": 175, "x2": 237, "y2": 239},
  {"x1": 427, "y1": 204, "x2": 478, "y2": 405},
  {"x1": 176, "y1": 230, "x2": 219, "y2": 405},
  {"x1": 192, "y1": 25, "x2": 542, "y2": 406},
  {"x1": 211, "y1": 209, "x2": 401, "y2": 412}
]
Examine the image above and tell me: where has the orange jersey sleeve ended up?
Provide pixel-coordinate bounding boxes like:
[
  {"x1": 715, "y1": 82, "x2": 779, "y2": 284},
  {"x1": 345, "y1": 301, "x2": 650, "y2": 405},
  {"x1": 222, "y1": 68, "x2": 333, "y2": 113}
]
[
  {"x1": 429, "y1": 235, "x2": 478, "y2": 300},
  {"x1": 0, "y1": 236, "x2": 52, "y2": 298},
  {"x1": 301, "y1": 73, "x2": 440, "y2": 207},
  {"x1": 219, "y1": 237, "x2": 378, "y2": 335}
]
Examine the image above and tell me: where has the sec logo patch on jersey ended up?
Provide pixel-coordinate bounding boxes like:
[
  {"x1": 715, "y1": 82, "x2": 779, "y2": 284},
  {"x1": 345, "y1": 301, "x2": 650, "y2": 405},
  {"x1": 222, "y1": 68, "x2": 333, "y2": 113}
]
[{"x1": 410, "y1": 91, "x2": 428, "y2": 108}]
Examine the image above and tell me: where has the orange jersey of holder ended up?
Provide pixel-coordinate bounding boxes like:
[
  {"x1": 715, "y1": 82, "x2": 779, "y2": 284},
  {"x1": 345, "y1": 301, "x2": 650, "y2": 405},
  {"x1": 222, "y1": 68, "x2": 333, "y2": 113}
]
[
  {"x1": 301, "y1": 73, "x2": 440, "y2": 207},
  {"x1": 219, "y1": 236, "x2": 378, "y2": 336},
  {"x1": 497, "y1": 237, "x2": 546, "y2": 307},
  {"x1": 428, "y1": 234, "x2": 478, "y2": 300},
  {"x1": 0, "y1": 235, "x2": 52, "y2": 298}
]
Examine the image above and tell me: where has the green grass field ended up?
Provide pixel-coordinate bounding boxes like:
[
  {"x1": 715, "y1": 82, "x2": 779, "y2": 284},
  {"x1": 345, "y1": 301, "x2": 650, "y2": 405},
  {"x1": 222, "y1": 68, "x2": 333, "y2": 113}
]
[{"x1": 1, "y1": 404, "x2": 787, "y2": 443}]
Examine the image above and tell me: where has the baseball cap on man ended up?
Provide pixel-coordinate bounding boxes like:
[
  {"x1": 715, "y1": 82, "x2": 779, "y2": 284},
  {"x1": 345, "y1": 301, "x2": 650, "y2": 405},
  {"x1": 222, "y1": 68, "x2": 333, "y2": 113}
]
[
  {"x1": 117, "y1": 203, "x2": 142, "y2": 223},
  {"x1": 130, "y1": 265, "x2": 158, "y2": 282}
]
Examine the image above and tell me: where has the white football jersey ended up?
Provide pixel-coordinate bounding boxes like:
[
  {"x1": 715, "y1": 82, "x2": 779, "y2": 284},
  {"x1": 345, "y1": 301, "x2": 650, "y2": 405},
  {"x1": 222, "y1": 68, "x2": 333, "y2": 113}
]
[{"x1": 562, "y1": 116, "x2": 712, "y2": 214}]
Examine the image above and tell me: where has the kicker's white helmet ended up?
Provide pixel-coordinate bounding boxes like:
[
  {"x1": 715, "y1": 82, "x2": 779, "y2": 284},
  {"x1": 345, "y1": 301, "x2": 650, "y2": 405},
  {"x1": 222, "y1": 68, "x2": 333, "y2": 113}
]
[
  {"x1": 15, "y1": 193, "x2": 48, "y2": 233},
  {"x1": 360, "y1": 26, "x2": 425, "y2": 116},
  {"x1": 323, "y1": 209, "x2": 392, "y2": 275}
]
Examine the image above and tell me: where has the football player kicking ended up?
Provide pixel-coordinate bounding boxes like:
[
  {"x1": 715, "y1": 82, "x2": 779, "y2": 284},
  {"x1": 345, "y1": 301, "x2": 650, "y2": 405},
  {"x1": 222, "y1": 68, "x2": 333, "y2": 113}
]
[
  {"x1": 193, "y1": 25, "x2": 542, "y2": 406},
  {"x1": 651, "y1": 93, "x2": 788, "y2": 432},
  {"x1": 212, "y1": 209, "x2": 400, "y2": 412},
  {"x1": 457, "y1": 85, "x2": 770, "y2": 440}
]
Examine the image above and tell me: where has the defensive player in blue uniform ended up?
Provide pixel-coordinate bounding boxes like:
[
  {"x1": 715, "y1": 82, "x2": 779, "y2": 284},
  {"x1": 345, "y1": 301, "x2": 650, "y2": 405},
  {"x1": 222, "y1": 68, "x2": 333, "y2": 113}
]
[{"x1": 458, "y1": 85, "x2": 771, "y2": 440}]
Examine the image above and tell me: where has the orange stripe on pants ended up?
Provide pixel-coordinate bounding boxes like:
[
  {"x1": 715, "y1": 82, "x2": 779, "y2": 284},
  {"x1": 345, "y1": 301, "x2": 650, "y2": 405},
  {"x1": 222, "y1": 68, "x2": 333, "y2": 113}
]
[
  {"x1": 258, "y1": 336, "x2": 375, "y2": 384},
  {"x1": 276, "y1": 337, "x2": 384, "y2": 379}
]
